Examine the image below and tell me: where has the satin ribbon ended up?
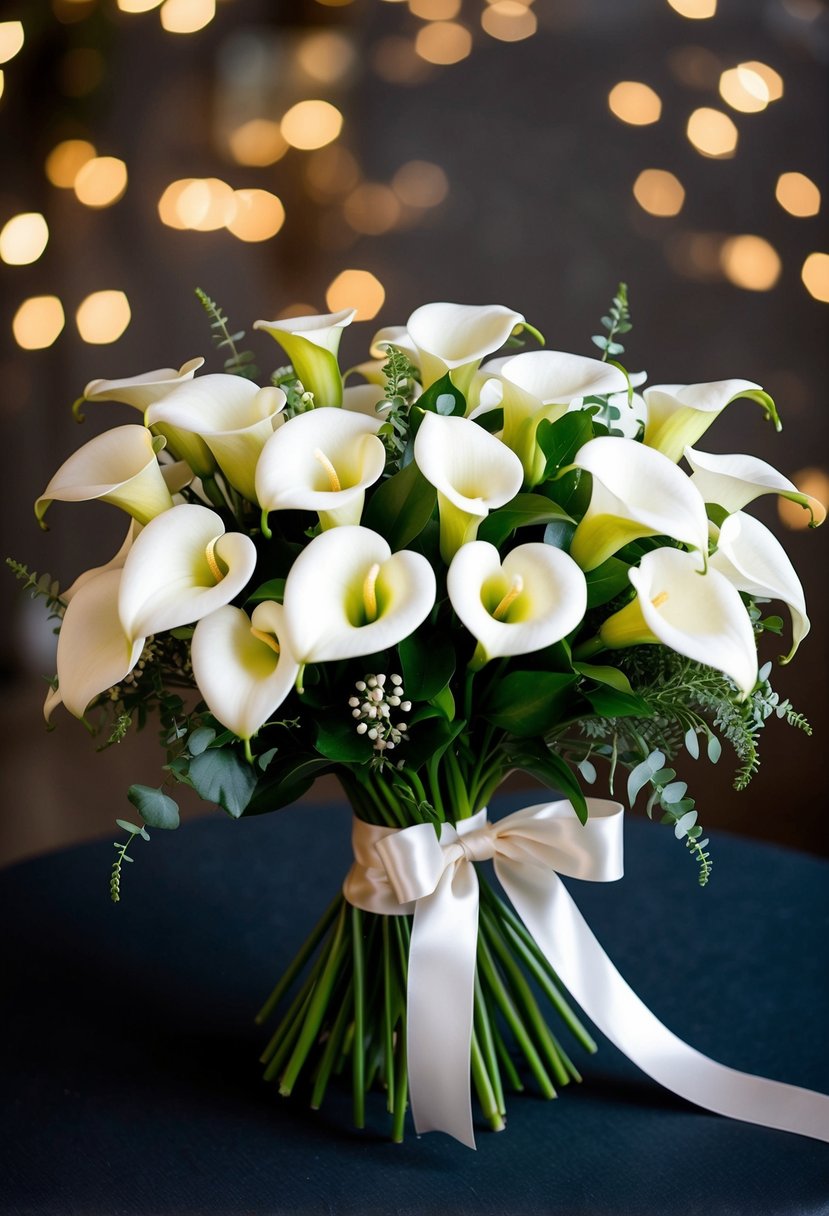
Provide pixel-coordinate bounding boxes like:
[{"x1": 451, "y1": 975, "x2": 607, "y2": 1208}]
[{"x1": 343, "y1": 798, "x2": 829, "y2": 1149}]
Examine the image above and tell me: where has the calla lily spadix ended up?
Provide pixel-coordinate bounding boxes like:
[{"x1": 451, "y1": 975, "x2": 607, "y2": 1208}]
[
  {"x1": 191, "y1": 602, "x2": 299, "y2": 741},
  {"x1": 413, "y1": 412, "x2": 524, "y2": 562},
  {"x1": 448, "y1": 541, "x2": 588, "y2": 668},
  {"x1": 598, "y1": 547, "x2": 758, "y2": 698},
  {"x1": 685, "y1": 446, "x2": 827, "y2": 527},
  {"x1": 145, "y1": 375, "x2": 286, "y2": 503},
  {"x1": 711, "y1": 511, "x2": 809, "y2": 663},
  {"x1": 117, "y1": 503, "x2": 257, "y2": 643},
  {"x1": 47, "y1": 567, "x2": 145, "y2": 722},
  {"x1": 254, "y1": 308, "x2": 356, "y2": 408},
  {"x1": 406, "y1": 302, "x2": 526, "y2": 394},
  {"x1": 643, "y1": 380, "x2": 778, "y2": 465},
  {"x1": 479, "y1": 351, "x2": 629, "y2": 486},
  {"x1": 256, "y1": 406, "x2": 386, "y2": 530},
  {"x1": 568, "y1": 436, "x2": 710, "y2": 572},
  {"x1": 281, "y1": 525, "x2": 436, "y2": 669},
  {"x1": 35, "y1": 424, "x2": 174, "y2": 529},
  {"x1": 82, "y1": 358, "x2": 205, "y2": 412}
]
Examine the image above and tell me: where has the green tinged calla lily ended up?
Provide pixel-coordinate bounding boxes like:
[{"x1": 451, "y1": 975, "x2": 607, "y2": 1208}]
[
  {"x1": 406, "y1": 302, "x2": 525, "y2": 394},
  {"x1": 254, "y1": 308, "x2": 355, "y2": 407},
  {"x1": 685, "y1": 446, "x2": 827, "y2": 527},
  {"x1": 643, "y1": 380, "x2": 778, "y2": 465}
]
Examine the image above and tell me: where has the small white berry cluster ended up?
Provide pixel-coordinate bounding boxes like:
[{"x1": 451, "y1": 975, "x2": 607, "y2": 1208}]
[{"x1": 349, "y1": 673, "x2": 412, "y2": 754}]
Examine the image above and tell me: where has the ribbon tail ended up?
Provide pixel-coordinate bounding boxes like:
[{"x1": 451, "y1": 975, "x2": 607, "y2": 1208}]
[
  {"x1": 496, "y1": 857, "x2": 829, "y2": 1145},
  {"x1": 407, "y1": 861, "x2": 480, "y2": 1148}
]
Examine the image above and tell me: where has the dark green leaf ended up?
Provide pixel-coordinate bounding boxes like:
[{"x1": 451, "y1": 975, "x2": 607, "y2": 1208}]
[
  {"x1": 415, "y1": 372, "x2": 466, "y2": 417},
  {"x1": 585, "y1": 558, "x2": 631, "y2": 608},
  {"x1": 188, "y1": 748, "x2": 258, "y2": 818},
  {"x1": 363, "y1": 458, "x2": 437, "y2": 550},
  {"x1": 127, "y1": 785, "x2": 181, "y2": 830},
  {"x1": 244, "y1": 756, "x2": 332, "y2": 815},
  {"x1": 478, "y1": 493, "x2": 573, "y2": 548},
  {"x1": 187, "y1": 727, "x2": 216, "y2": 756},
  {"x1": 583, "y1": 684, "x2": 654, "y2": 719},
  {"x1": 573, "y1": 662, "x2": 635, "y2": 695},
  {"x1": 482, "y1": 670, "x2": 576, "y2": 736},
  {"x1": 506, "y1": 743, "x2": 588, "y2": 824},
  {"x1": 473, "y1": 408, "x2": 504, "y2": 435},
  {"x1": 316, "y1": 718, "x2": 371, "y2": 763},
  {"x1": 536, "y1": 413, "x2": 594, "y2": 478},
  {"x1": 398, "y1": 630, "x2": 456, "y2": 701},
  {"x1": 246, "y1": 578, "x2": 286, "y2": 605},
  {"x1": 543, "y1": 519, "x2": 577, "y2": 551}
]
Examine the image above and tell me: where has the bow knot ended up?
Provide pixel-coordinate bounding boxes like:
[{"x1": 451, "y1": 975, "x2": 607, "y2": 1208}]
[{"x1": 458, "y1": 825, "x2": 497, "y2": 864}]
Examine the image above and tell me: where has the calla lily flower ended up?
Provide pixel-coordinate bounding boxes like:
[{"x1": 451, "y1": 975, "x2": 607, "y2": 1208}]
[
  {"x1": 254, "y1": 308, "x2": 355, "y2": 407},
  {"x1": 643, "y1": 380, "x2": 779, "y2": 465},
  {"x1": 281, "y1": 525, "x2": 436, "y2": 666},
  {"x1": 413, "y1": 412, "x2": 524, "y2": 562},
  {"x1": 35, "y1": 425, "x2": 174, "y2": 528},
  {"x1": 711, "y1": 511, "x2": 809, "y2": 662},
  {"x1": 480, "y1": 351, "x2": 629, "y2": 485},
  {"x1": 568, "y1": 436, "x2": 709, "y2": 572},
  {"x1": 118, "y1": 504, "x2": 257, "y2": 643},
  {"x1": 256, "y1": 406, "x2": 386, "y2": 530},
  {"x1": 342, "y1": 383, "x2": 391, "y2": 418},
  {"x1": 448, "y1": 541, "x2": 587, "y2": 667},
  {"x1": 369, "y1": 326, "x2": 420, "y2": 364},
  {"x1": 406, "y1": 302, "x2": 525, "y2": 393},
  {"x1": 685, "y1": 446, "x2": 826, "y2": 526},
  {"x1": 48, "y1": 567, "x2": 145, "y2": 721},
  {"x1": 191, "y1": 602, "x2": 299, "y2": 740},
  {"x1": 599, "y1": 547, "x2": 758, "y2": 698},
  {"x1": 146, "y1": 375, "x2": 286, "y2": 503},
  {"x1": 83, "y1": 358, "x2": 205, "y2": 411}
]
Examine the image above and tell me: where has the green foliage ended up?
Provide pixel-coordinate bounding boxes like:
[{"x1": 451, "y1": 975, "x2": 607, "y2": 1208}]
[
  {"x1": 479, "y1": 494, "x2": 573, "y2": 548},
  {"x1": 6, "y1": 559, "x2": 65, "y2": 619},
  {"x1": 195, "y1": 287, "x2": 258, "y2": 380},
  {"x1": 375, "y1": 343, "x2": 420, "y2": 466},
  {"x1": 630, "y1": 751, "x2": 712, "y2": 886},
  {"x1": 398, "y1": 630, "x2": 455, "y2": 702},
  {"x1": 127, "y1": 784, "x2": 180, "y2": 830},
  {"x1": 110, "y1": 821, "x2": 150, "y2": 903},
  {"x1": 187, "y1": 747, "x2": 259, "y2": 818},
  {"x1": 362, "y1": 458, "x2": 436, "y2": 550},
  {"x1": 591, "y1": 282, "x2": 632, "y2": 361},
  {"x1": 483, "y1": 671, "x2": 577, "y2": 737}
]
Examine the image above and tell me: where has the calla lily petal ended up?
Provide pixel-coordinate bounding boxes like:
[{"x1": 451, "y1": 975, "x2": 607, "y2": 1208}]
[
  {"x1": 685, "y1": 446, "x2": 826, "y2": 526},
  {"x1": 448, "y1": 541, "x2": 587, "y2": 665},
  {"x1": 644, "y1": 380, "x2": 777, "y2": 465},
  {"x1": 256, "y1": 406, "x2": 386, "y2": 529},
  {"x1": 369, "y1": 326, "x2": 420, "y2": 364},
  {"x1": 282, "y1": 525, "x2": 436, "y2": 664},
  {"x1": 35, "y1": 424, "x2": 174, "y2": 527},
  {"x1": 50, "y1": 567, "x2": 145, "y2": 720},
  {"x1": 62, "y1": 520, "x2": 138, "y2": 606},
  {"x1": 191, "y1": 602, "x2": 299, "y2": 740},
  {"x1": 83, "y1": 358, "x2": 205, "y2": 411},
  {"x1": 254, "y1": 309, "x2": 355, "y2": 407},
  {"x1": 712, "y1": 512, "x2": 809, "y2": 662},
  {"x1": 599, "y1": 547, "x2": 758, "y2": 698},
  {"x1": 569, "y1": 436, "x2": 709, "y2": 571},
  {"x1": 146, "y1": 375, "x2": 286, "y2": 502},
  {"x1": 406, "y1": 302, "x2": 524, "y2": 392},
  {"x1": 413, "y1": 412, "x2": 524, "y2": 561},
  {"x1": 117, "y1": 504, "x2": 257, "y2": 642},
  {"x1": 342, "y1": 383, "x2": 391, "y2": 418}
]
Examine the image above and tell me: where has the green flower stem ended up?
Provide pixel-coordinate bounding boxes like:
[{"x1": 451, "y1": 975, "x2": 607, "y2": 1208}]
[
  {"x1": 480, "y1": 904, "x2": 570, "y2": 1088},
  {"x1": 491, "y1": 1016, "x2": 524, "y2": 1092},
  {"x1": 260, "y1": 932, "x2": 334, "y2": 1067},
  {"x1": 474, "y1": 969, "x2": 505, "y2": 1117},
  {"x1": 279, "y1": 904, "x2": 348, "y2": 1096},
  {"x1": 573, "y1": 635, "x2": 605, "y2": 661},
  {"x1": 201, "y1": 474, "x2": 231, "y2": 513},
  {"x1": 382, "y1": 918, "x2": 395, "y2": 1114},
  {"x1": 391, "y1": 915, "x2": 409, "y2": 1144},
  {"x1": 310, "y1": 978, "x2": 354, "y2": 1111},
  {"x1": 477, "y1": 932, "x2": 556, "y2": 1100},
  {"x1": 352, "y1": 906, "x2": 366, "y2": 1129},
  {"x1": 471, "y1": 1024, "x2": 505, "y2": 1132},
  {"x1": 547, "y1": 1029, "x2": 582, "y2": 1084},
  {"x1": 444, "y1": 747, "x2": 471, "y2": 818},
  {"x1": 426, "y1": 753, "x2": 446, "y2": 821},
  {"x1": 256, "y1": 892, "x2": 343, "y2": 1025},
  {"x1": 262, "y1": 983, "x2": 317, "y2": 1083}
]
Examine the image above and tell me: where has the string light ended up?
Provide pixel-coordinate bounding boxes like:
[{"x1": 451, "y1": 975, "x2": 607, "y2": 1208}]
[
  {"x1": 326, "y1": 269, "x2": 385, "y2": 320},
  {"x1": 73, "y1": 156, "x2": 128, "y2": 207},
  {"x1": 228, "y1": 120, "x2": 287, "y2": 167},
  {"x1": 0, "y1": 213, "x2": 49, "y2": 265},
  {"x1": 159, "y1": 0, "x2": 215, "y2": 34},
  {"x1": 720, "y1": 235, "x2": 781, "y2": 291},
  {"x1": 176, "y1": 178, "x2": 235, "y2": 230},
  {"x1": 686, "y1": 108, "x2": 737, "y2": 158},
  {"x1": 801, "y1": 253, "x2": 829, "y2": 303},
  {"x1": 632, "y1": 170, "x2": 685, "y2": 217},
  {"x1": 0, "y1": 21, "x2": 25, "y2": 65},
  {"x1": 718, "y1": 66, "x2": 769, "y2": 113},
  {"x1": 608, "y1": 81, "x2": 662, "y2": 125},
  {"x1": 741, "y1": 60, "x2": 783, "y2": 102},
  {"x1": 281, "y1": 100, "x2": 343, "y2": 150},
  {"x1": 414, "y1": 21, "x2": 472, "y2": 64},
  {"x1": 12, "y1": 297, "x2": 65, "y2": 351},
  {"x1": 76, "y1": 291, "x2": 131, "y2": 343},
  {"x1": 226, "y1": 190, "x2": 285, "y2": 242},
  {"x1": 481, "y1": 1, "x2": 537, "y2": 40},
  {"x1": 776, "y1": 173, "x2": 821, "y2": 218},
  {"x1": 666, "y1": 0, "x2": 716, "y2": 17},
  {"x1": 45, "y1": 139, "x2": 96, "y2": 187},
  {"x1": 391, "y1": 161, "x2": 448, "y2": 208},
  {"x1": 296, "y1": 31, "x2": 355, "y2": 84}
]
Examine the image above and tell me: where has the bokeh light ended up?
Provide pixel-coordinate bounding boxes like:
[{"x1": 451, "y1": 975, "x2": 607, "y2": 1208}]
[
  {"x1": 666, "y1": 231, "x2": 725, "y2": 281},
  {"x1": 720, "y1": 235, "x2": 781, "y2": 291},
  {"x1": 409, "y1": 0, "x2": 461, "y2": 18},
  {"x1": 668, "y1": 45, "x2": 721, "y2": 90},
  {"x1": 177, "y1": 178, "x2": 235, "y2": 230},
  {"x1": 0, "y1": 213, "x2": 49, "y2": 265},
  {"x1": 0, "y1": 21, "x2": 25, "y2": 65},
  {"x1": 608, "y1": 81, "x2": 662, "y2": 126},
  {"x1": 481, "y1": 2, "x2": 538, "y2": 41},
  {"x1": 159, "y1": 0, "x2": 215, "y2": 34},
  {"x1": 326, "y1": 269, "x2": 386, "y2": 320},
  {"x1": 305, "y1": 145, "x2": 361, "y2": 199},
  {"x1": 371, "y1": 36, "x2": 430, "y2": 84},
  {"x1": 226, "y1": 190, "x2": 285, "y2": 242},
  {"x1": 686, "y1": 108, "x2": 738, "y2": 158},
  {"x1": 414, "y1": 21, "x2": 472, "y2": 64},
  {"x1": 281, "y1": 100, "x2": 343, "y2": 150},
  {"x1": 741, "y1": 60, "x2": 783, "y2": 102},
  {"x1": 391, "y1": 161, "x2": 449, "y2": 208},
  {"x1": 158, "y1": 178, "x2": 197, "y2": 228},
  {"x1": 632, "y1": 170, "x2": 685, "y2": 217},
  {"x1": 0, "y1": 69, "x2": 4, "y2": 102},
  {"x1": 778, "y1": 468, "x2": 829, "y2": 529},
  {"x1": 776, "y1": 173, "x2": 820, "y2": 218},
  {"x1": 118, "y1": 0, "x2": 164, "y2": 11},
  {"x1": 76, "y1": 291, "x2": 131, "y2": 344},
  {"x1": 228, "y1": 120, "x2": 287, "y2": 167},
  {"x1": 296, "y1": 31, "x2": 355, "y2": 84},
  {"x1": 73, "y1": 156, "x2": 128, "y2": 207},
  {"x1": 718, "y1": 65, "x2": 769, "y2": 113},
  {"x1": 666, "y1": 0, "x2": 716, "y2": 17},
  {"x1": 45, "y1": 139, "x2": 96, "y2": 187},
  {"x1": 801, "y1": 253, "x2": 829, "y2": 303},
  {"x1": 344, "y1": 184, "x2": 401, "y2": 234},
  {"x1": 12, "y1": 297, "x2": 65, "y2": 351}
]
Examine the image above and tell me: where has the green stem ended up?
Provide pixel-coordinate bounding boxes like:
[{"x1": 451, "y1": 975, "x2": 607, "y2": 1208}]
[
  {"x1": 471, "y1": 1024, "x2": 505, "y2": 1132},
  {"x1": 444, "y1": 747, "x2": 471, "y2": 818},
  {"x1": 310, "y1": 978, "x2": 354, "y2": 1110},
  {"x1": 474, "y1": 970, "x2": 505, "y2": 1116},
  {"x1": 573, "y1": 635, "x2": 605, "y2": 661},
  {"x1": 477, "y1": 933, "x2": 556, "y2": 1099},
  {"x1": 426, "y1": 753, "x2": 446, "y2": 821},
  {"x1": 491, "y1": 1016, "x2": 524, "y2": 1092},
  {"x1": 391, "y1": 916, "x2": 409, "y2": 1143},
  {"x1": 382, "y1": 918, "x2": 395, "y2": 1113},
  {"x1": 260, "y1": 928, "x2": 336, "y2": 1066},
  {"x1": 279, "y1": 904, "x2": 348, "y2": 1096},
  {"x1": 352, "y1": 906, "x2": 366, "y2": 1129},
  {"x1": 256, "y1": 892, "x2": 342, "y2": 1024}
]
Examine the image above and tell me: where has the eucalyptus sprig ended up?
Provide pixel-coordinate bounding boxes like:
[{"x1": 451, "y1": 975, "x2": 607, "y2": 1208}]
[
  {"x1": 195, "y1": 287, "x2": 259, "y2": 381},
  {"x1": 592, "y1": 282, "x2": 632, "y2": 361}
]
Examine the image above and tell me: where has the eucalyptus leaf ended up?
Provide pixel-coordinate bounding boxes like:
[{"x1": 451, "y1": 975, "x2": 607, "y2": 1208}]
[
  {"x1": 187, "y1": 727, "x2": 216, "y2": 756},
  {"x1": 115, "y1": 818, "x2": 148, "y2": 838},
  {"x1": 126, "y1": 786, "x2": 180, "y2": 830},
  {"x1": 684, "y1": 728, "x2": 700, "y2": 760},
  {"x1": 188, "y1": 748, "x2": 258, "y2": 818}
]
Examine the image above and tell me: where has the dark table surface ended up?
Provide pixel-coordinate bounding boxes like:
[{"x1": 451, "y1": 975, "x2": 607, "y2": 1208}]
[{"x1": 2, "y1": 792, "x2": 828, "y2": 1216}]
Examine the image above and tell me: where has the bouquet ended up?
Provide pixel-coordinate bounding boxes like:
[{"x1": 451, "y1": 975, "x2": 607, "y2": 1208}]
[{"x1": 13, "y1": 286, "x2": 828, "y2": 1148}]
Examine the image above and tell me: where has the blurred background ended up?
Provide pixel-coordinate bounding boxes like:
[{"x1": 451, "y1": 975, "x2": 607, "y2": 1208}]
[{"x1": 0, "y1": 0, "x2": 826, "y2": 868}]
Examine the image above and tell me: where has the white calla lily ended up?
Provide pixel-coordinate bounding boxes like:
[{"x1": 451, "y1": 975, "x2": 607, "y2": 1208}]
[
  {"x1": 282, "y1": 525, "x2": 436, "y2": 668},
  {"x1": 369, "y1": 325, "x2": 420, "y2": 364},
  {"x1": 35, "y1": 424, "x2": 174, "y2": 528},
  {"x1": 598, "y1": 547, "x2": 758, "y2": 698},
  {"x1": 191, "y1": 602, "x2": 299, "y2": 741},
  {"x1": 254, "y1": 308, "x2": 355, "y2": 407},
  {"x1": 448, "y1": 541, "x2": 587, "y2": 668},
  {"x1": 643, "y1": 380, "x2": 778, "y2": 465},
  {"x1": 685, "y1": 446, "x2": 826, "y2": 526},
  {"x1": 711, "y1": 512, "x2": 809, "y2": 662},
  {"x1": 413, "y1": 412, "x2": 524, "y2": 562},
  {"x1": 82, "y1": 357, "x2": 204, "y2": 412},
  {"x1": 118, "y1": 504, "x2": 257, "y2": 642},
  {"x1": 482, "y1": 351, "x2": 629, "y2": 485},
  {"x1": 61, "y1": 521, "x2": 137, "y2": 608},
  {"x1": 569, "y1": 437, "x2": 709, "y2": 572},
  {"x1": 49, "y1": 568, "x2": 145, "y2": 721},
  {"x1": 256, "y1": 406, "x2": 386, "y2": 530},
  {"x1": 342, "y1": 383, "x2": 391, "y2": 419},
  {"x1": 146, "y1": 375, "x2": 286, "y2": 503},
  {"x1": 406, "y1": 302, "x2": 525, "y2": 393}
]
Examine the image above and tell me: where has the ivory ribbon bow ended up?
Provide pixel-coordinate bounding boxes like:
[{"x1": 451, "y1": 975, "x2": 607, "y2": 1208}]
[{"x1": 343, "y1": 799, "x2": 829, "y2": 1149}]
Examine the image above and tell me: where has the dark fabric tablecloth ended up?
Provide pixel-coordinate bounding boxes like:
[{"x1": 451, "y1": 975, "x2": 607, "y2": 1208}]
[{"x1": 1, "y1": 793, "x2": 828, "y2": 1216}]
